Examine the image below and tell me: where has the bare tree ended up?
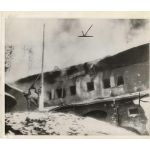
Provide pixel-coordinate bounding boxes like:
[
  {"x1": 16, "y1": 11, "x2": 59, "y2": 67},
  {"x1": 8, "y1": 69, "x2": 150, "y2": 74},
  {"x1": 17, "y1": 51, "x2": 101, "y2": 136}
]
[{"x1": 5, "y1": 45, "x2": 14, "y2": 72}]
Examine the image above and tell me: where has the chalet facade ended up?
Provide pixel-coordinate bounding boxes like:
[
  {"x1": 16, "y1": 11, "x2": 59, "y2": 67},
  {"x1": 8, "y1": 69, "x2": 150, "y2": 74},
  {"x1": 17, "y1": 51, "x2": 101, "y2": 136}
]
[
  {"x1": 14, "y1": 43, "x2": 149, "y2": 106},
  {"x1": 6, "y1": 43, "x2": 150, "y2": 134}
]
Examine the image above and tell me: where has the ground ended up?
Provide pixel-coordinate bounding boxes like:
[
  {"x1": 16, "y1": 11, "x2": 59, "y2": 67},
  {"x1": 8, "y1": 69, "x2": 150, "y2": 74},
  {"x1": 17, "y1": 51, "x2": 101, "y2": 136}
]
[
  {"x1": 5, "y1": 111, "x2": 138, "y2": 136},
  {"x1": 140, "y1": 97, "x2": 150, "y2": 134}
]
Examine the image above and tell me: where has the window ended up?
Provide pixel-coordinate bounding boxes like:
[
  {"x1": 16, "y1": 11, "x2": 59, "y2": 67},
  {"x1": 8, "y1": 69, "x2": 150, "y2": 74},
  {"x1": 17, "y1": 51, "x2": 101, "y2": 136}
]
[
  {"x1": 56, "y1": 88, "x2": 66, "y2": 98},
  {"x1": 56, "y1": 88, "x2": 61, "y2": 98},
  {"x1": 117, "y1": 76, "x2": 124, "y2": 86},
  {"x1": 128, "y1": 108, "x2": 139, "y2": 117},
  {"x1": 87, "y1": 81, "x2": 94, "y2": 91},
  {"x1": 70, "y1": 85, "x2": 76, "y2": 96},
  {"x1": 129, "y1": 108, "x2": 139, "y2": 115},
  {"x1": 51, "y1": 89, "x2": 55, "y2": 99},
  {"x1": 62, "y1": 89, "x2": 66, "y2": 98},
  {"x1": 103, "y1": 78, "x2": 110, "y2": 89},
  {"x1": 49, "y1": 91, "x2": 52, "y2": 100}
]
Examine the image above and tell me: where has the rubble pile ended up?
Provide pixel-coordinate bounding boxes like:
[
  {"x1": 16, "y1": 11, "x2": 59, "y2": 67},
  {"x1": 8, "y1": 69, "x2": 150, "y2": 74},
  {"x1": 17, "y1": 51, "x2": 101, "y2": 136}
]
[{"x1": 5, "y1": 112, "x2": 137, "y2": 136}]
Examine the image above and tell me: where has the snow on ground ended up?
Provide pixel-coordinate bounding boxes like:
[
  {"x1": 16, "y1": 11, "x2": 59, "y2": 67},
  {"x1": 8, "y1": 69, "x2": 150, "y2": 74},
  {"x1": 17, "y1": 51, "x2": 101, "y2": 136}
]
[
  {"x1": 5, "y1": 111, "x2": 138, "y2": 136},
  {"x1": 140, "y1": 97, "x2": 150, "y2": 134},
  {"x1": 133, "y1": 96, "x2": 150, "y2": 134}
]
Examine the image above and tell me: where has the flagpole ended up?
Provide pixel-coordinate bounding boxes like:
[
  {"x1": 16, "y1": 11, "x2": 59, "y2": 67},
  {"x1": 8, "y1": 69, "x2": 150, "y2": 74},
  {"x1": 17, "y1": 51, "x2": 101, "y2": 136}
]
[{"x1": 39, "y1": 24, "x2": 45, "y2": 111}]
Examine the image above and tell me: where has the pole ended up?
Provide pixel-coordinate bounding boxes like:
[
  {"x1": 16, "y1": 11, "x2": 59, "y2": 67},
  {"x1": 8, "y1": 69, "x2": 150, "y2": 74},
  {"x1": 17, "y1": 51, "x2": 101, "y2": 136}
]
[
  {"x1": 139, "y1": 92, "x2": 141, "y2": 106},
  {"x1": 39, "y1": 24, "x2": 45, "y2": 111}
]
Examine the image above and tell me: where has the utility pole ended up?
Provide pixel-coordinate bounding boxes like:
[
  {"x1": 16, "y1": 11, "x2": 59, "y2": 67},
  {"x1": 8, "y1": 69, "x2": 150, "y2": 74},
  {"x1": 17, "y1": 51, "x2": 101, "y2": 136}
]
[{"x1": 39, "y1": 24, "x2": 45, "y2": 111}]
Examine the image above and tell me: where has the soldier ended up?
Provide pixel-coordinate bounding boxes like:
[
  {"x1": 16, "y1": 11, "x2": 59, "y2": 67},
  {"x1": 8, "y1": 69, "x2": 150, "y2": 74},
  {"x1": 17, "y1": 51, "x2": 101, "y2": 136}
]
[{"x1": 23, "y1": 85, "x2": 41, "y2": 110}]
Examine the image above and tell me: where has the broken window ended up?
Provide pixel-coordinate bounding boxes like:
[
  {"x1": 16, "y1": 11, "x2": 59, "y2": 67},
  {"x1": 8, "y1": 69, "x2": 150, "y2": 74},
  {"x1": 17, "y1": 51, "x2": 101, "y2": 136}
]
[
  {"x1": 87, "y1": 81, "x2": 94, "y2": 91},
  {"x1": 103, "y1": 78, "x2": 110, "y2": 89},
  {"x1": 56, "y1": 88, "x2": 66, "y2": 98},
  {"x1": 70, "y1": 85, "x2": 76, "y2": 96},
  {"x1": 117, "y1": 76, "x2": 124, "y2": 86}
]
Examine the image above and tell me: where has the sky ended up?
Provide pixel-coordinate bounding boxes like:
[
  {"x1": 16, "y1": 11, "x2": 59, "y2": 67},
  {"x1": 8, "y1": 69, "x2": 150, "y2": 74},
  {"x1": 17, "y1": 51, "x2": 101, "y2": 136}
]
[{"x1": 5, "y1": 18, "x2": 150, "y2": 82}]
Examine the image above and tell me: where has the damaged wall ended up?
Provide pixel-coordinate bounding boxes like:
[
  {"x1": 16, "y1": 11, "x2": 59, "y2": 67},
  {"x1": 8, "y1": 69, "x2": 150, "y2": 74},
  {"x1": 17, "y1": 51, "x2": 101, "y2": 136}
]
[
  {"x1": 12, "y1": 60, "x2": 149, "y2": 109},
  {"x1": 43, "y1": 61, "x2": 149, "y2": 107},
  {"x1": 11, "y1": 43, "x2": 149, "y2": 110}
]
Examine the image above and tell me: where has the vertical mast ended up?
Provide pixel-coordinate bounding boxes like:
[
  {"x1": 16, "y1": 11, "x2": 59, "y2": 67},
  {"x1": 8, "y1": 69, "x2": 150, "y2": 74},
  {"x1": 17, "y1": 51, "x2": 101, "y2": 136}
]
[{"x1": 39, "y1": 24, "x2": 45, "y2": 111}]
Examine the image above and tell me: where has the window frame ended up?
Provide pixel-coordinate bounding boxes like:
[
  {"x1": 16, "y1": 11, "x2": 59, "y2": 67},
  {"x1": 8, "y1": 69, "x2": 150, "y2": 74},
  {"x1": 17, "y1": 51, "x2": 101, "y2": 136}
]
[
  {"x1": 70, "y1": 85, "x2": 76, "y2": 96},
  {"x1": 56, "y1": 88, "x2": 66, "y2": 98},
  {"x1": 48, "y1": 91, "x2": 52, "y2": 100},
  {"x1": 87, "y1": 81, "x2": 95, "y2": 92},
  {"x1": 103, "y1": 78, "x2": 111, "y2": 89},
  {"x1": 128, "y1": 107, "x2": 139, "y2": 117},
  {"x1": 117, "y1": 75, "x2": 124, "y2": 86}
]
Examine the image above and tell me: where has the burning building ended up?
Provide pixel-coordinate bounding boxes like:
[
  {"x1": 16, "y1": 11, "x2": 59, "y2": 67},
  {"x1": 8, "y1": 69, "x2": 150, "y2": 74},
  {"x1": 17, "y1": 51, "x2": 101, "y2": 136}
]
[{"x1": 6, "y1": 43, "x2": 150, "y2": 134}]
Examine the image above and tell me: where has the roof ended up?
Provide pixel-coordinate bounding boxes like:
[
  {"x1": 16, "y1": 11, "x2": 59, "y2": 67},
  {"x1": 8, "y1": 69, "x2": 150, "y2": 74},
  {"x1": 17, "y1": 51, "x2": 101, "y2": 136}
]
[
  {"x1": 5, "y1": 83, "x2": 23, "y2": 92},
  {"x1": 5, "y1": 92, "x2": 16, "y2": 100},
  {"x1": 16, "y1": 43, "x2": 149, "y2": 84}
]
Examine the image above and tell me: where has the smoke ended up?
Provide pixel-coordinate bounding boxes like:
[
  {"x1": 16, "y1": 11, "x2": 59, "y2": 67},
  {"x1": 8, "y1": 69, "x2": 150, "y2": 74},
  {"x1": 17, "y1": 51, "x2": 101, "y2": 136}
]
[
  {"x1": 129, "y1": 19, "x2": 148, "y2": 30},
  {"x1": 5, "y1": 18, "x2": 150, "y2": 82},
  {"x1": 58, "y1": 19, "x2": 80, "y2": 33},
  {"x1": 114, "y1": 19, "x2": 149, "y2": 43},
  {"x1": 5, "y1": 45, "x2": 14, "y2": 72},
  {"x1": 127, "y1": 19, "x2": 149, "y2": 43},
  {"x1": 51, "y1": 19, "x2": 81, "y2": 53},
  {"x1": 44, "y1": 19, "x2": 88, "y2": 70},
  {"x1": 23, "y1": 45, "x2": 33, "y2": 71}
]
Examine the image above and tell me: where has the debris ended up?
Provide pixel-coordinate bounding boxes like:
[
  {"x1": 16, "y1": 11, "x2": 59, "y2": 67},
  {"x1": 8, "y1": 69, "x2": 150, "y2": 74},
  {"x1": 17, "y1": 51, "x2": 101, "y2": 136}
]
[{"x1": 5, "y1": 111, "x2": 138, "y2": 136}]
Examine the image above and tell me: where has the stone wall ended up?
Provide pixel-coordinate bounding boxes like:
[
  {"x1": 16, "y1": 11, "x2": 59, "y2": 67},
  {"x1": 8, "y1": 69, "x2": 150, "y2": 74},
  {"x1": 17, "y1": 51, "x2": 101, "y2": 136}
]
[{"x1": 53, "y1": 100, "x2": 148, "y2": 135}]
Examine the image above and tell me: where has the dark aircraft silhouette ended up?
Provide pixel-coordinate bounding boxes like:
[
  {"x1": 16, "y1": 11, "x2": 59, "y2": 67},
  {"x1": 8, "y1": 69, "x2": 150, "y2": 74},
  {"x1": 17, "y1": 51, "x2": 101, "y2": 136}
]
[{"x1": 78, "y1": 24, "x2": 93, "y2": 37}]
